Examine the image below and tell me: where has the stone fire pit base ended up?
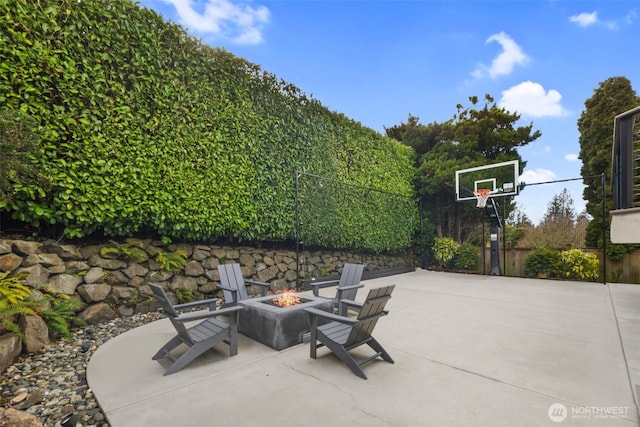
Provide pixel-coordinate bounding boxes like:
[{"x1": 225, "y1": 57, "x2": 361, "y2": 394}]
[{"x1": 238, "y1": 294, "x2": 334, "y2": 350}]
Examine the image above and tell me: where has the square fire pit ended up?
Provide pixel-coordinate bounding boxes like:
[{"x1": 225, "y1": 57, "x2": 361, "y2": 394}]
[{"x1": 237, "y1": 293, "x2": 334, "y2": 350}]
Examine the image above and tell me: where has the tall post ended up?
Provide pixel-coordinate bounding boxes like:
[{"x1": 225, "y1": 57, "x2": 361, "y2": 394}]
[
  {"x1": 294, "y1": 171, "x2": 301, "y2": 289},
  {"x1": 485, "y1": 199, "x2": 502, "y2": 276},
  {"x1": 601, "y1": 172, "x2": 607, "y2": 285}
]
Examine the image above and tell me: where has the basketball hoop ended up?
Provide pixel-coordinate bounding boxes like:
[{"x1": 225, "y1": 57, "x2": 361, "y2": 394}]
[{"x1": 473, "y1": 189, "x2": 492, "y2": 208}]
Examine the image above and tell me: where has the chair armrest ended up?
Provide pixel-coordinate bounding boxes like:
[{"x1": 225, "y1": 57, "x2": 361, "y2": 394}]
[
  {"x1": 337, "y1": 298, "x2": 363, "y2": 308},
  {"x1": 174, "y1": 298, "x2": 219, "y2": 312},
  {"x1": 303, "y1": 307, "x2": 358, "y2": 325},
  {"x1": 309, "y1": 279, "x2": 340, "y2": 296},
  {"x1": 174, "y1": 305, "x2": 243, "y2": 323},
  {"x1": 245, "y1": 279, "x2": 270, "y2": 296},
  {"x1": 336, "y1": 283, "x2": 363, "y2": 292}
]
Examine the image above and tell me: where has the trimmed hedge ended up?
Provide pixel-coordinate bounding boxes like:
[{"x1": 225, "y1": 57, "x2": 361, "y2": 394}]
[{"x1": 0, "y1": 0, "x2": 415, "y2": 251}]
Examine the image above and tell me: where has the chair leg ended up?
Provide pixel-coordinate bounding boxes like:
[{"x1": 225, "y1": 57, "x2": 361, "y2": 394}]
[
  {"x1": 309, "y1": 315, "x2": 318, "y2": 359},
  {"x1": 152, "y1": 336, "x2": 183, "y2": 361},
  {"x1": 319, "y1": 335, "x2": 368, "y2": 379},
  {"x1": 228, "y1": 312, "x2": 238, "y2": 357},
  {"x1": 367, "y1": 337, "x2": 394, "y2": 364},
  {"x1": 164, "y1": 343, "x2": 208, "y2": 375}
]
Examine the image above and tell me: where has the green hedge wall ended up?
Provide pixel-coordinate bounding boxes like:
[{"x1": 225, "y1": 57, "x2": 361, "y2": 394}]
[{"x1": 0, "y1": 0, "x2": 415, "y2": 251}]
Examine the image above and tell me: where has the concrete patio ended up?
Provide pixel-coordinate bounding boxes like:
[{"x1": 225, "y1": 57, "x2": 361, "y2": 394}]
[{"x1": 87, "y1": 269, "x2": 640, "y2": 426}]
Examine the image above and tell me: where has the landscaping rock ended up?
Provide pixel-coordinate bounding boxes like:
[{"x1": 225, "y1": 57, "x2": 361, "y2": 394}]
[
  {"x1": 123, "y1": 262, "x2": 149, "y2": 278},
  {"x1": 77, "y1": 284, "x2": 112, "y2": 303},
  {"x1": 41, "y1": 242, "x2": 82, "y2": 260},
  {"x1": 0, "y1": 253, "x2": 23, "y2": 272},
  {"x1": 83, "y1": 266, "x2": 105, "y2": 284},
  {"x1": 88, "y1": 253, "x2": 127, "y2": 269},
  {"x1": 169, "y1": 275, "x2": 198, "y2": 292},
  {"x1": 17, "y1": 264, "x2": 50, "y2": 287},
  {"x1": 18, "y1": 315, "x2": 49, "y2": 353},
  {"x1": 0, "y1": 240, "x2": 12, "y2": 254},
  {"x1": 79, "y1": 303, "x2": 117, "y2": 324},
  {"x1": 22, "y1": 253, "x2": 63, "y2": 268},
  {"x1": 45, "y1": 274, "x2": 83, "y2": 295},
  {"x1": 184, "y1": 260, "x2": 205, "y2": 276},
  {"x1": 0, "y1": 408, "x2": 43, "y2": 427},
  {"x1": 0, "y1": 334, "x2": 22, "y2": 373},
  {"x1": 12, "y1": 241, "x2": 42, "y2": 256}
]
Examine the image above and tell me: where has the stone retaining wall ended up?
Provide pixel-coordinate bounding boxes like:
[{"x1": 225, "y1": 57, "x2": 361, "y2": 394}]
[{"x1": 0, "y1": 238, "x2": 412, "y2": 325}]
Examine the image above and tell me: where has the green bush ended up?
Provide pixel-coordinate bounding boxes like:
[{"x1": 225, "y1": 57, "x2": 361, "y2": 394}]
[
  {"x1": 453, "y1": 243, "x2": 479, "y2": 270},
  {"x1": 524, "y1": 248, "x2": 561, "y2": 278},
  {"x1": 38, "y1": 295, "x2": 86, "y2": 339},
  {"x1": 432, "y1": 237, "x2": 460, "y2": 268},
  {"x1": 156, "y1": 249, "x2": 187, "y2": 272},
  {"x1": 558, "y1": 249, "x2": 600, "y2": 281},
  {"x1": 0, "y1": 0, "x2": 415, "y2": 253},
  {"x1": 0, "y1": 272, "x2": 36, "y2": 336}
]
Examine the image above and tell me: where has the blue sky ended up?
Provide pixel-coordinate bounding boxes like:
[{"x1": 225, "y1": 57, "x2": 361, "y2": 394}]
[{"x1": 136, "y1": 0, "x2": 639, "y2": 224}]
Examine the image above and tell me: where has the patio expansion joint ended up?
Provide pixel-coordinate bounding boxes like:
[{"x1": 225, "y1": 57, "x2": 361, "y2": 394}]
[
  {"x1": 398, "y1": 348, "x2": 633, "y2": 418},
  {"x1": 280, "y1": 358, "x2": 395, "y2": 425},
  {"x1": 607, "y1": 284, "x2": 640, "y2": 422}
]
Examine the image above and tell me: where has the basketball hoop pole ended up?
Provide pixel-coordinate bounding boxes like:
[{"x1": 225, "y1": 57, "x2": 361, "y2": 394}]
[{"x1": 484, "y1": 198, "x2": 502, "y2": 276}]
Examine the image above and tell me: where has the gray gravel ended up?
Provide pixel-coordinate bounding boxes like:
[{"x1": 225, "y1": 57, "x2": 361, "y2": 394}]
[{"x1": 1, "y1": 312, "x2": 162, "y2": 427}]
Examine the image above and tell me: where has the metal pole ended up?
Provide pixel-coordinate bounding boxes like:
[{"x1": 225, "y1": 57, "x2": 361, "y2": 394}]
[
  {"x1": 601, "y1": 172, "x2": 607, "y2": 285},
  {"x1": 294, "y1": 171, "x2": 301, "y2": 289}
]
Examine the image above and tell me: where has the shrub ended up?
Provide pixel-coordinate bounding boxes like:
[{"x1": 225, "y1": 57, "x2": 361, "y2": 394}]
[
  {"x1": 0, "y1": 272, "x2": 36, "y2": 336},
  {"x1": 156, "y1": 249, "x2": 187, "y2": 272},
  {"x1": 558, "y1": 249, "x2": 600, "y2": 281},
  {"x1": 38, "y1": 295, "x2": 86, "y2": 339},
  {"x1": 453, "y1": 243, "x2": 479, "y2": 270},
  {"x1": 524, "y1": 248, "x2": 561, "y2": 278},
  {"x1": 432, "y1": 237, "x2": 460, "y2": 268}
]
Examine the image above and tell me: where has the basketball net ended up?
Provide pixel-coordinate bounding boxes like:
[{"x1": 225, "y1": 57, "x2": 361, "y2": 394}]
[{"x1": 473, "y1": 189, "x2": 492, "y2": 208}]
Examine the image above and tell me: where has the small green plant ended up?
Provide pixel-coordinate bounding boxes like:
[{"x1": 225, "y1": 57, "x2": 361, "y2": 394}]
[
  {"x1": 38, "y1": 294, "x2": 86, "y2": 339},
  {"x1": 432, "y1": 237, "x2": 460, "y2": 269},
  {"x1": 317, "y1": 263, "x2": 333, "y2": 277},
  {"x1": 100, "y1": 241, "x2": 147, "y2": 262},
  {"x1": 175, "y1": 288, "x2": 195, "y2": 304},
  {"x1": 0, "y1": 272, "x2": 36, "y2": 336},
  {"x1": 558, "y1": 249, "x2": 600, "y2": 281},
  {"x1": 609, "y1": 267, "x2": 624, "y2": 283},
  {"x1": 156, "y1": 249, "x2": 187, "y2": 272},
  {"x1": 453, "y1": 243, "x2": 479, "y2": 270},
  {"x1": 524, "y1": 248, "x2": 561, "y2": 278}
]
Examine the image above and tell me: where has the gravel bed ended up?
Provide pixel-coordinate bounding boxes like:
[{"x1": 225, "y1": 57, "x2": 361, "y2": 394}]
[{"x1": 1, "y1": 312, "x2": 162, "y2": 427}]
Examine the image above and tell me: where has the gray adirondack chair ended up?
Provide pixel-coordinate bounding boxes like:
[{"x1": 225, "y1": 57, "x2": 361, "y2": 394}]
[
  {"x1": 310, "y1": 263, "x2": 365, "y2": 315},
  {"x1": 217, "y1": 263, "x2": 270, "y2": 306},
  {"x1": 304, "y1": 284, "x2": 395, "y2": 379},
  {"x1": 149, "y1": 283, "x2": 242, "y2": 375}
]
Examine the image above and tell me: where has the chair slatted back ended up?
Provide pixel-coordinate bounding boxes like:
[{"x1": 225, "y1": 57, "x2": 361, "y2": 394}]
[
  {"x1": 346, "y1": 285, "x2": 395, "y2": 346},
  {"x1": 149, "y1": 283, "x2": 191, "y2": 342},
  {"x1": 336, "y1": 263, "x2": 365, "y2": 301},
  {"x1": 218, "y1": 263, "x2": 249, "y2": 302}
]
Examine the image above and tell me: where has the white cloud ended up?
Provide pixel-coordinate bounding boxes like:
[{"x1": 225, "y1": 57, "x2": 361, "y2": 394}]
[
  {"x1": 471, "y1": 32, "x2": 529, "y2": 79},
  {"x1": 544, "y1": 146, "x2": 551, "y2": 153},
  {"x1": 499, "y1": 81, "x2": 570, "y2": 118},
  {"x1": 569, "y1": 11, "x2": 598, "y2": 27},
  {"x1": 565, "y1": 153, "x2": 579, "y2": 162},
  {"x1": 520, "y1": 168, "x2": 557, "y2": 185},
  {"x1": 624, "y1": 9, "x2": 637, "y2": 25},
  {"x1": 163, "y1": 0, "x2": 270, "y2": 45}
]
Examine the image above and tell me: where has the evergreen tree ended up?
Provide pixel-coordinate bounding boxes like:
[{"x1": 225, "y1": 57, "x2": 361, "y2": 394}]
[
  {"x1": 387, "y1": 94, "x2": 540, "y2": 243},
  {"x1": 578, "y1": 77, "x2": 639, "y2": 249}
]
